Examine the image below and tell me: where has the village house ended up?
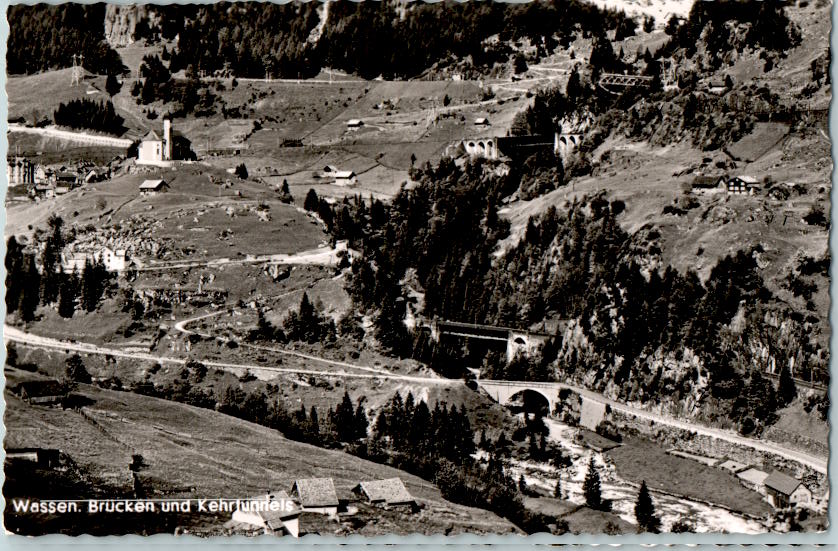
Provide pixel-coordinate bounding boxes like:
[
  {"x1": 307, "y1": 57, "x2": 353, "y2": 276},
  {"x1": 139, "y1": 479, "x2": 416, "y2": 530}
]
[
  {"x1": 139, "y1": 179, "x2": 170, "y2": 196},
  {"x1": 474, "y1": 117, "x2": 490, "y2": 126},
  {"x1": 10, "y1": 380, "x2": 69, "y2": 406},
  {"x1": 707, "y1": 80, "x2": 728, "y2": 94},
  {"x1": 333, "y1": 171, "x2": 357, "y2": 187},
  {"x1": 290, "y1": 478, "x2": 339, "y2": 517},
  {"x1": 100, "y1": 247, "x2": 128, "y2": 271},
  {"x1": 764, "y1": 470, "x2": 813, "y2": 509},
  {"x1": 351, "y1": 478, "x2": 417, "y2": 511},
  {"x1": 55, "y1": 171, "x2": 79, "y2": 187},
  {"x1": 690, "y1": 175, "x2": 726, "y2": 193},
  {"x1": 346, "y1": 119, "x2": 364, "y2": 129},
  {"x1": 137, "y1": 119, "x2": 174, "y2": 165},
  {"x1": 32, "y1": 185, "x2": 55, "y2": 200},
  {"x1": 230, "y1": 490, "x2": 301, "y2": 537},
  {"x1": 723, "y1": 175, "x2": 761, "y2": 195}
]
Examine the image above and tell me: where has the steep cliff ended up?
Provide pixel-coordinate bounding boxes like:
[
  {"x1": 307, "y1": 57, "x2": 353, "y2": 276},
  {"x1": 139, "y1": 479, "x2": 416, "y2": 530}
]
[{"x1": 104, "y1": 4, "x2": 153, "y2": 48}]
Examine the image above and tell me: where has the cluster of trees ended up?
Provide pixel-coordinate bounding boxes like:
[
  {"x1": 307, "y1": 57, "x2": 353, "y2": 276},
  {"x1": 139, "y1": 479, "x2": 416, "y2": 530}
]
[
  {"x1": 6, "y1": 217, "x2": 113, "y2": 322},
  {"x1": 129, "y1": 55, "x2": 216, "y2": 117},
  {"x1": 7, "y1": 4, "x2": 125, "y2": 75},
  {"x1": 250, "y1": 293, "x2": 338, "y2": 346},
  {"x1": 304, "y1": 189, "x2": 388, "y2": 250},
  {"x1": 53, "y1": 99, "x2": 125, "y2": 135},
  {"x1": 368, "y1": 391, "x2": 554, "y2": 534},
  {"x1": 369, "y1": 392, "x2": 476, "y2": 468}
]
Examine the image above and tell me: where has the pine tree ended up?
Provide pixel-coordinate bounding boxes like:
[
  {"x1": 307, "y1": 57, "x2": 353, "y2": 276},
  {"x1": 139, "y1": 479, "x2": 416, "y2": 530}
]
[
  {"x1": 583, "y1": 456, "x2": 603, "y2": 510},
  {"x1": 634, "y1": 481, "x2": 661, "y2": 533},
  {"x1": 777, "y1": 363, "x2": 797, "y2": 407},
  {"x1": 65, "y1": 354, "x2": 91, "y2": 384},
  {"x1": 18, "y1": 254, "x2": 41, "y2": 322},
  {"x1": 479, "y1": 429, "x2": 489, "y2": 450},
  {"x1": 554, "y1": 477, "x2": 562, "y2": 499},
  {"x1": 279, "y1": 179, "x2": 293, "y2": 203},
  {"x1": 304, "y1": 189, "x2": 319, "y2": 212},
  {"x1": 495, "y1": 431, "x2": 510, "y2": 456},
  {"x1": 354, "y1": 399, "x2": 368, "y2": 440},
  {"x1": 106, "y1": 72, "x2": 122, "y2": 96},
  {"x1": 5, "y1": 236, "x2": 25, "y2": 314},
  {"x1": 335, "y1": 391, "x2": 356, "y2": 441}
]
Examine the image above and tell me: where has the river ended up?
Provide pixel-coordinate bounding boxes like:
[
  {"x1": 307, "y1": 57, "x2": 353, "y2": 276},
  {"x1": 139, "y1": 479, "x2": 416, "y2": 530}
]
[{"x1": 501, "y1": 417, "x2": 767, "y2": 534}]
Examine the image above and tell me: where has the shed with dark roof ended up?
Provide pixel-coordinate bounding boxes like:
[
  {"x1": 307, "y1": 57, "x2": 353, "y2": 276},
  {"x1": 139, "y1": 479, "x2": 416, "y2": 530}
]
[
  {"x1": 290, "y1": 478, "x2": 339, "y2": 517},
  {"x1": 352, "y1": 478, "x2": 417, "y2": 511}
]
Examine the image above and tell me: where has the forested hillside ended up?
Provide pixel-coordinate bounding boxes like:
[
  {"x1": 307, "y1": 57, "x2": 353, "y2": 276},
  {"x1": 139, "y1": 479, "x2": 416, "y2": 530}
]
[
  {"x1": 7, "y1": 4, "x2": 124, "y2": 75},
  {"x1": 8, "y1": 0, "x2": 633, "y2": 79},
  {"x1": 312, "y1": 149, "x2": 828, "y2": 437}
]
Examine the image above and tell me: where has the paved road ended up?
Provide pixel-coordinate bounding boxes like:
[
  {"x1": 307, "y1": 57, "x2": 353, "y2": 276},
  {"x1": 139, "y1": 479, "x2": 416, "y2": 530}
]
[
  {"x1": 8, "y1": 124, "x2": 132, "y2": 148},
  {"x1": 5, "y1": 324, "x2": 827, "y2": 473},
  {"x1": 3, "y1": 325, "x2": 453, "y2": 385},
  {"x1": 478, "y1": 380, "x2": 828, "y2": 474}
]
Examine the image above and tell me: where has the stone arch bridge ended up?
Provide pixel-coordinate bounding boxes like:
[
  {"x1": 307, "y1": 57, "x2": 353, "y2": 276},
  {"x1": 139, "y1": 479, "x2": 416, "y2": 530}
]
[{"x1": 476, "y1": 379, "x2": 608, "y2": 430}]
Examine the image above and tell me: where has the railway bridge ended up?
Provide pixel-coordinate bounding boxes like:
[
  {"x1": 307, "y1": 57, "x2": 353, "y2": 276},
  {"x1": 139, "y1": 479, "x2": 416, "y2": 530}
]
[
  {"x1": 417, "y1": 317, "x2": 556, "y2": 361},
  {"x1": 599, "y1": 73, "x2": 655, "y2": 88}
]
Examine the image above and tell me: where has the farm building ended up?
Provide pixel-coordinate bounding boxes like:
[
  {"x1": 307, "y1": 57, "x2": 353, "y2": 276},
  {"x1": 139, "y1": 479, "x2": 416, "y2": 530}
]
[
  {"x1": 764, "y1": 471, "x2": 812, "y2": 509},
  {"x1": 346, "y1": 119, "x2": 364, "y2": 128},
  {"x1": 474, "y1": 117, "x2": 490, "y2": 126},
  {"x1": 138, "y1": 118, "x2": 174, "y2": 165},
  {"x1": 290, "y1": 478, "x2": 339, "y2": 517},
  {"x1": 352, "y1": 478, "x2": 417, "y2": 511},
  {"x1": 139, "y1": 179, "x2": 170, "y2": 196},
  {"x1": 333, "y1": 171, "x2": 357, "y2": 187},
  {"x1": 5, "y1": 448, "x2": 60, "y2": 469},
  {"x1": 10, "y1": 380, "x2": 69, "y2": 406},
  {"x1": 230, "y1": 490, "x2": 301, "y2": 537}
]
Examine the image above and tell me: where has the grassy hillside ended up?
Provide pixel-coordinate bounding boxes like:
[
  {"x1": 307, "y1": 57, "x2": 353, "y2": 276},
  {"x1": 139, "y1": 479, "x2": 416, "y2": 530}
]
[
  {"x1": 5, "y1": 163, "x2": 327, "y2": 258},
  {"x1": 3, "y1": 367, "x2": 517, "y2": 536}
]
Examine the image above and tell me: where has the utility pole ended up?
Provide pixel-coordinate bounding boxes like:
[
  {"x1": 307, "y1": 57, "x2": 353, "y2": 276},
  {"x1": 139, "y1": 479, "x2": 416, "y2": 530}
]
[{"x1": 71, "y1": 54, "x2": 84, "y2": 87}]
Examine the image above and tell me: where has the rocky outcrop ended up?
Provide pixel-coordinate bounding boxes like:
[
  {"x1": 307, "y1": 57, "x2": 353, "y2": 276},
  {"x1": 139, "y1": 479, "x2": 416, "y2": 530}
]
[{"x1": 104, "y1": 5, "x2": 151, "y2": 48}]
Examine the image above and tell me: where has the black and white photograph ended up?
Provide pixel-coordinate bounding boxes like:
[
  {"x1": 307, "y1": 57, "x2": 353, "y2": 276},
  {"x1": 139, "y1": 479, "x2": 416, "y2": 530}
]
[{"x1": 2, "y1": 0, "x2": 832, "y2": 538}]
